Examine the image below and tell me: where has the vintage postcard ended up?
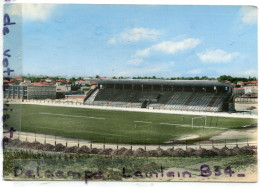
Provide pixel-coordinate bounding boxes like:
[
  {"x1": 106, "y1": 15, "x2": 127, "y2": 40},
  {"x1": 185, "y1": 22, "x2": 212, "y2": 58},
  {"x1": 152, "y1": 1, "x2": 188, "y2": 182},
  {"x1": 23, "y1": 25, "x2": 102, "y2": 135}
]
[{"x1": 1, "y1": 1, "x2": 258, "y2": 184}]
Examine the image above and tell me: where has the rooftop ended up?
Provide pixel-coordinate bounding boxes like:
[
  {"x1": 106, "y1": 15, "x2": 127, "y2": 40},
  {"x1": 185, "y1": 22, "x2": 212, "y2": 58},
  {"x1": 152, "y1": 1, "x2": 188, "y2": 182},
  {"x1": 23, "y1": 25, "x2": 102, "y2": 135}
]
[{"x1": 90, "y1": 79, "x2": 235, "y2": 88}]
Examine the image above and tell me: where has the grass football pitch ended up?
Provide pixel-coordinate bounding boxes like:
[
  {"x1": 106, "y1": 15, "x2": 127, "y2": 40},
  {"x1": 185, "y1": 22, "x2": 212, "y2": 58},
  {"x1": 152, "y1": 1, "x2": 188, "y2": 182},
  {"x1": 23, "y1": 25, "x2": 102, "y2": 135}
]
[{"x1": 5, "y1": 104, "x2": 257, "y2": 144}]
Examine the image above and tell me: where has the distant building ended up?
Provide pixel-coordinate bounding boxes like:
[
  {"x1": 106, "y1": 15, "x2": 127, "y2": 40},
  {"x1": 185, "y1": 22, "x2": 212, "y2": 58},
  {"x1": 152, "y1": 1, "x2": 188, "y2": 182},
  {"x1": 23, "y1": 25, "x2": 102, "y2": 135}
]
[
  {"x1": 243, "y1": 86, "x2": 258, "y2": 94},
  {"x1": 236, "y1": 81, "x2": 257, "y2": 94},
  {"x1": 75, "y1": 80, "x2": 87, "y2": 85},
  {"x1": 4, "y1": 85, "x2": 56, "y2": 99},
  {"x1": 56, "y1": 85, "x2": 71, "y2": 99},
  {"x1": 64, "y1": 90, "x2": 86, "y2": 102},
  {"x1": 237, "y1": 81, "x2": 258, "y2": 87},
  {"x1": 3, "y1": 85, "x2": 27, "y2": 99},
  {"x1": 233, "y1": 87, "x2": 245, "y2": 95},
  {"x1": 27, "y1": 86, "x2": 56, "y2": 99},
  {"x1": 56, "y1": 85, "x2": 71, "y2": 92},
  {"x1": 45, "y1": 78, "x2": 53, "y2": 83}
]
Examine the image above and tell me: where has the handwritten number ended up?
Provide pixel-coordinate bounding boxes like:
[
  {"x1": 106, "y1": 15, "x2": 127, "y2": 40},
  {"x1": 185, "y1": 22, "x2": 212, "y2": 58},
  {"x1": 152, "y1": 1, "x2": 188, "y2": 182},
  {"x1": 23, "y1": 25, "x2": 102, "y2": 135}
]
[
  {"x1": 224, "y1": 166, "x2": 235, "y2": 177},
  {"x1": 200, "y1": 164, "x2": 212, "y2": 177},
  {"x1": 214, "y1": 166, "x2": 221, "y2": 176}
]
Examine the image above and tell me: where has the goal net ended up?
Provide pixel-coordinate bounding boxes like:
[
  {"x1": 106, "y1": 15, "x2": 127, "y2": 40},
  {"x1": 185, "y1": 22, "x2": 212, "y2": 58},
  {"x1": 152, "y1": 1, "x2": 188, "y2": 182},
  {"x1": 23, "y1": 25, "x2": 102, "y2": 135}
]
[{"x1": 191, "y1": 116, "x2": 207, "y2": 128}]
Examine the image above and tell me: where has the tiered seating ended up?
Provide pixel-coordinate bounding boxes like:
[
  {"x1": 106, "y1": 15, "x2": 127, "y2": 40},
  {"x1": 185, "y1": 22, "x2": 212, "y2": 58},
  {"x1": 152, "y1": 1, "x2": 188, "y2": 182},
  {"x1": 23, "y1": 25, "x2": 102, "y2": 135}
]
[
  {"x1": 127, "y1": 91, "x2": 142, "y2": 108},
  {"x1": 110, "y1": 90, "x2": 138, "y2": 107},
  {"x1": 149, "y1": 91, "x2": 172, "y2": 109},
  {"x1": 85, "y1": 89, "x2": 99, "y2": 104},
  {"x1": 210, "y1": 92, "x2": 228, "y2": 111},
  {"x1": 164, "y1": 92, "x2": 192, "y2": 109},
  {"x1": 128, "y1": 91, "x2": 160, "y2": 108},
  {"x1": 92, "y1": 88, "x2": 118, "y2": 105},
  {"x1": 186, "y1": 92, "x2": 215, "y2": 110},
  {"x1": 139, "y1": 91, "x2": 160, "y2": 101},
  {"x1": 84, "y1": 86, "x2": 230, "y2": 112},
  {"x1": 148, "y1": 102, "x2": 162, "y2": 108}
]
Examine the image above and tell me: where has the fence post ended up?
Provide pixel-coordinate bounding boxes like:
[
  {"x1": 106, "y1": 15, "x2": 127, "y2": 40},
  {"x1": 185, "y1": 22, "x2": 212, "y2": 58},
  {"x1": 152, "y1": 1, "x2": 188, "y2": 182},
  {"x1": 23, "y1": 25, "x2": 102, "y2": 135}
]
[
  {"x1": 144, "y1": 140, "x2": 146, "y2": 151},
  {"x1": 66, "y1": 137, "x2": 67, "y2": 147},
  {"x1": 117, "y1": 139, "x2": 118, "y2": 150},
  {"x1": 78, "y1": 138, "x2": 79, "y2": 148},
  {"x1": 35, "y1": 133, "x2": 36, "y2": 142},
  {"x1": 185, "y1": 139, "x2": 187, "y2": 150},
  {"x1": 55, "y1": 135, "x2": 56, "y2": 146},
  {"x1": 130, "y1": 137, "x2": 132, "y2": 150},
  {"x1": 212, "y1": 140, "x2": 214, "y2": 148},
  {"x1": 26, "y1": 132, "x2": 27, "y2": 142},
  {"x1": 103, "y1": 138, "x2": 105, "y2": 150},
  {"x1": 247, "y1": 138, "x2": 249, "y2": 146},
  {"x1": 224, "y1": 139, "x2": 226, "y2": 147},
  {"x1": 90, "y1": 141, "x2": 92, "y2": 149},
  {"x1": 44, "y1": 134, "x2": 46, "y2": 144}
]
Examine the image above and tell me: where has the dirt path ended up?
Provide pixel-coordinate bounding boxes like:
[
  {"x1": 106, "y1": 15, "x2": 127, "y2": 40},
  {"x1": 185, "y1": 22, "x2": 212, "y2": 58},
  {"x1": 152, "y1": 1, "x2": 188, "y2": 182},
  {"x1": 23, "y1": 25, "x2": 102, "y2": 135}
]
[{"x1": 210, "y1": 129, "x2": 257, "y2": 140}]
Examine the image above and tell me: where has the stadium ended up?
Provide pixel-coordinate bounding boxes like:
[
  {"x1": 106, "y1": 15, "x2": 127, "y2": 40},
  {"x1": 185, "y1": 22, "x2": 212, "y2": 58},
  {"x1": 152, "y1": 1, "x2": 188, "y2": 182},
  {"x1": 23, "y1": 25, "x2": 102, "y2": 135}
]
[
  {"x1": 5, "y1": 78, "x2": 257, "y2": 146},
  {"x1": 84, "y1": 79, "x2": 235, "y2": 112}
]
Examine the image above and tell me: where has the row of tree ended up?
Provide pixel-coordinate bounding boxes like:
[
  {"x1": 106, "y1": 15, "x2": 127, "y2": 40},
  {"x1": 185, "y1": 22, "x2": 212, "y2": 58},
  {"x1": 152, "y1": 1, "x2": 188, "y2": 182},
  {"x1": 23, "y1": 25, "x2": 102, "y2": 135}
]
[
  {"x1": 217, "y1": 75, "x2": 257, "y2": 83},
  {"x1": 130, "y1": 75, "x2": 257, "y2": 84},
  {"x1": 13, "y1": 75, "x2": 257, "y2": 85},
  {"x1": 132, "y1": 76, "x2": 215, "y2": 80}
]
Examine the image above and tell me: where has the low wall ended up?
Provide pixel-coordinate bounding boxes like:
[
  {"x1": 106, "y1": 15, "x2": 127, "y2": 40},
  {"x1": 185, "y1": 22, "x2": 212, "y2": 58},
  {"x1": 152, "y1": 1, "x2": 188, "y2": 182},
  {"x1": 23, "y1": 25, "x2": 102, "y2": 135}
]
[{"x1": 235, "y1": 102, "x2": 258, "y2": 110}]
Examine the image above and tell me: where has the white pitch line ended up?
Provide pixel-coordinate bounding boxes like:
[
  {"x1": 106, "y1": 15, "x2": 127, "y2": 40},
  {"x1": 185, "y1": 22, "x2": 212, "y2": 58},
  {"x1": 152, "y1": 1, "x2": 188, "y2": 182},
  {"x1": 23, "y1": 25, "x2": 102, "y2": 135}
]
[
  {"x1": 159, "y1": 122, "x2": 228, "y2": 130},
  {"x1": 204, "y1": 126, "x2": 228, "y2": 130},
  {"x1": 39, "y1": 112, "x2": 105, "y2": 120},
  {"x1": 134, "y1": 121, "x2": 152, "y2": 124},
  {"x1": 159, "y1": 122, "x2": 191, "y2": 127},
  {"x1": 135, "y1": 124, "x2": 154, "y2": 128}
]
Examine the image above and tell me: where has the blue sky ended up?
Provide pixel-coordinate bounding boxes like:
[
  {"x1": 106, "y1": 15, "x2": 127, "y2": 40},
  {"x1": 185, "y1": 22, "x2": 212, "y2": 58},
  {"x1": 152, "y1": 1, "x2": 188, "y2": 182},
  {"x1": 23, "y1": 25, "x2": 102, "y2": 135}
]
[{"x1": 6, "y1": 4, "x2": 258, "y2": 78}]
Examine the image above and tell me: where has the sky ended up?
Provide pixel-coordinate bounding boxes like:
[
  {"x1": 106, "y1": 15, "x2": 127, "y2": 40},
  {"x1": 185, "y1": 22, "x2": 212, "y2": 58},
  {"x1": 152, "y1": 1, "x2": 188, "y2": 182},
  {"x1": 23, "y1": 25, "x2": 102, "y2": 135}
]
[{"x1": 5, "y1": 4, "x2": 258, "y2": 78}]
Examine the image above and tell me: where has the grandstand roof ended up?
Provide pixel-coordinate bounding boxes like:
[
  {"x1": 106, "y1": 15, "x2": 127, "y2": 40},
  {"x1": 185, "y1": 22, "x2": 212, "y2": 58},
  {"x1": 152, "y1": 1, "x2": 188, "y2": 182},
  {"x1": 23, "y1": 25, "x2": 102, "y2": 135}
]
[{"x1": 91, "y1": 79, "x2": 234, "y2": 88}]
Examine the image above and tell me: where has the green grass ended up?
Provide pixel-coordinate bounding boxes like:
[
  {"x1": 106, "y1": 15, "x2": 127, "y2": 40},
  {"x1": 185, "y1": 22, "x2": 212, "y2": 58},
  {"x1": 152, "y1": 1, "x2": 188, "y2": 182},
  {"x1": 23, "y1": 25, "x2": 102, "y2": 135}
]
[{"x1": 5, "y1": 104, "x2": 257, "y2": 144}]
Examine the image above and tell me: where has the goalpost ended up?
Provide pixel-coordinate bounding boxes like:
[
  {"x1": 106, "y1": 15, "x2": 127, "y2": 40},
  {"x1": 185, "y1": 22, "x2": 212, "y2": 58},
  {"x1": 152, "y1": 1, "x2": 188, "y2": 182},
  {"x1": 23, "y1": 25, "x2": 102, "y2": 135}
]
[{"x1": 191, "y1": 116, "x2": 207, "y2": 128}]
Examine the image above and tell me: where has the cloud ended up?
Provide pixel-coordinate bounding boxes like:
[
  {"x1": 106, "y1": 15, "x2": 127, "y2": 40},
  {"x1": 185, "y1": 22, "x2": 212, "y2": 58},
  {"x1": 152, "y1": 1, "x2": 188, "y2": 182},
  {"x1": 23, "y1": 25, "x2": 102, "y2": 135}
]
[
  {"x1": 239, "y1": 6, "x2": 257, "y2": 25},
  {"x1": 134, "y1": 38, "x2": 201, "y2": 58},
  {"x1": 8, "y1": 4, "x2": 56, "y2": 21},
  {"x1": 152, "y1": 38, "x2": 201, "y2": 54},
  {"x1": 108, "y1": 27, "x2": 160, "y2": 44},
  {"x1": 135, "y1": 48, "x2": 151, "y2": 58},
  {"x1": 108, "y1": 38, "x2": 116, "y2": 44},
  {"x1": 188, "y1": 68, "x2": 202, "y2": 74},
  {"x1": 197, "y1": 49, "x2": 239, "y2": 63}
]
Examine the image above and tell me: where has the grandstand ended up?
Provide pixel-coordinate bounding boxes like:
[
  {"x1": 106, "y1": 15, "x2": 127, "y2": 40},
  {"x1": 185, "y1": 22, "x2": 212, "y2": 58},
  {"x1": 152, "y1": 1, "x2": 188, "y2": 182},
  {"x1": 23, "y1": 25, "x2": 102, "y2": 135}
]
[{"x1": 84, "y1": 79, "x2": 234, "y2": 112}]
